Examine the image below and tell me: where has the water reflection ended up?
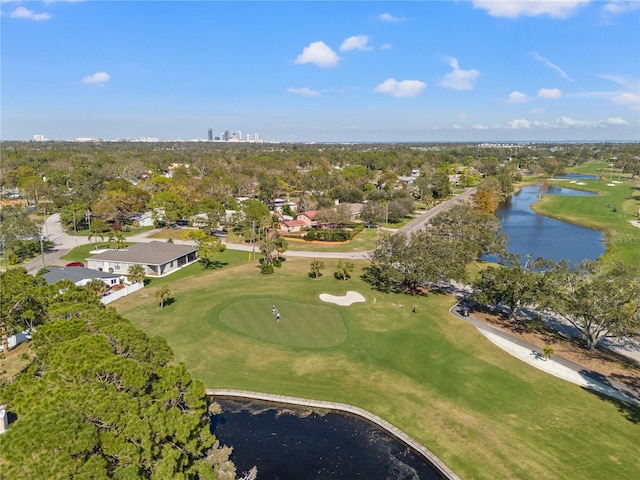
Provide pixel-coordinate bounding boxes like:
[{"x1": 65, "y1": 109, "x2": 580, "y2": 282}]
[
  {"x1": 211, "y1": 399, "x2": 446, "y2": 480},
  {"x1": 484, "y1": 184, "x2": 605, "y2": 265}
]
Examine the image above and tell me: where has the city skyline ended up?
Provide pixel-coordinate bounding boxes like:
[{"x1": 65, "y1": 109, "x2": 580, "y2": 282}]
[{"x1": 2, "y1": 1, "x2": 639, "y2": 143}]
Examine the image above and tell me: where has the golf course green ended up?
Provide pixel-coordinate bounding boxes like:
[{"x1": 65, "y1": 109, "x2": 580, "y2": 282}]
[
  {"x1": 116, "y1": 253, "x2": 640, "y2": 480},
  {"x1": 219, "y1": 297, "x2": 347, "y2": 348}
]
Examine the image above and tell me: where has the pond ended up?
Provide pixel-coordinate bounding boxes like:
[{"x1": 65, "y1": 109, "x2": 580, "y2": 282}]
[
  {"x1": 211, "y1": 399, "x2": 446, "y2": 480},
  {"x1": 484, "y1": 184, "x2": 605, "y2": 265},
  {"x1": 555, "y1": 173, "x2": 598, "y2": 180}
]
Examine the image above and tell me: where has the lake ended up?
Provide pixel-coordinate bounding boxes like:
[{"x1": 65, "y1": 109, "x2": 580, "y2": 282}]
[
  {"x1": 484, "y1": 184, "x2": 605, "y2": 265},
  {"x1": 211, "y1": 399, "x2": 446, "y2": 480}
]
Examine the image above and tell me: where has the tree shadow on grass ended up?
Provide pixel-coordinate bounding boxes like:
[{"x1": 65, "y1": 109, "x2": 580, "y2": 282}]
[
  {"x1": 579, "y1": 379, "x2": 640, "y2": 424},
  {"x1": 201, "y1": 260, "x2": 229, "y2": 270},
  {"x1": 162, "y1": 297, "x2": 176, "y2": 308}
]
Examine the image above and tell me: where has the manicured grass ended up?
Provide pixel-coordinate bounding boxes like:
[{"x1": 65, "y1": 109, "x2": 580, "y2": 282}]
[
  {"x1": 219, "y1": 296, "x2": 347, "y2": 348},
  {"x1": 115, "y1": 257, "x2": 640, "y2": 480}
]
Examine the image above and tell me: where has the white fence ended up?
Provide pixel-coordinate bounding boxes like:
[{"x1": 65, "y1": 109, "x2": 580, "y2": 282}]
[{"x1": 101, "y1": 282, "x2": 144, "y2": 305}]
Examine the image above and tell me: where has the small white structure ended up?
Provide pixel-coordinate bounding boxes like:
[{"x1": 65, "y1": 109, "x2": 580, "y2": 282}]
[{"x1": 0, "y1": 405, "x2": 7, "y2": 434}]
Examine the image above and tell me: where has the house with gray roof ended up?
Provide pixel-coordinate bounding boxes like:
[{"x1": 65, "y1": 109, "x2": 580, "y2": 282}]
[
  {"x1": 42, "y1": 266, "x2": 121, "y2": 288},
  {"x1": 86, "y1": 241, "x2": 198, "y2": 277}
]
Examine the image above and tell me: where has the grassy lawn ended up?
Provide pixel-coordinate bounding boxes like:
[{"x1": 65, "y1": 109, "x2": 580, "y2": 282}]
[
  {"x1": 115, "y1": 257, "x2": 640, "y2": 480},
  {"x1": 283, "y1": 227, "x2": 379, "y2": 252},
  {"x1": 536, "y1": 171, "x2": 640, "y2": 267}
]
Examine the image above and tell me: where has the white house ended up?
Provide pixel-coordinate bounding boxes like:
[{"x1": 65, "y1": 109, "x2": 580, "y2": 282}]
[
  {"x1": 42, "y1": 266, "x2": 121, "y2": 288},
  {"x1": 86, "y1": 241, "x2": 198, "y2": 277}
]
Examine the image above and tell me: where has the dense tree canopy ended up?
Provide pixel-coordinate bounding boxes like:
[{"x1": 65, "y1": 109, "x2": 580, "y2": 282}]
[
  {"x1": 367, "y1": 204, "x2": 505, "y2": 293},
  {"x1": 0, "y1": 269, "x2": 243, "y2": 479}
]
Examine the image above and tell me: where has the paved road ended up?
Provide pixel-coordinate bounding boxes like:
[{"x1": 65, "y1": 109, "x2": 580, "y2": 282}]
[{"x1": 396, "y1": 188, "x2": 477, "y2": 236}]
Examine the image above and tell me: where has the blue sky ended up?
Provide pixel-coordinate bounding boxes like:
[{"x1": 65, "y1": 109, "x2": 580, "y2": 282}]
[{"x1": 2, "y1": 0, "x2": 639, "y2": 142}]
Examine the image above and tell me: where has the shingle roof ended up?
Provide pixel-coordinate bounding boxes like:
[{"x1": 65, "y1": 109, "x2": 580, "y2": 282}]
[
  {"x1": 298, "y1": 210, "x2": 320, "y2": 220},
  {"x1": 87, "y1": 241, "x2": 196, "y2": 265},
  {"x1": 282, "y1": 220, "x2": 306, "y2": 227},
  {"x1": 43, "y1": 266, "x2": 120, "y2": 285}
]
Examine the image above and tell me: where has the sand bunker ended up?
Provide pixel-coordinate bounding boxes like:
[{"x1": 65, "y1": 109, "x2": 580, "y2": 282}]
[{"x1": 319, "y1": 291, "x2": 366, "y2": 306}]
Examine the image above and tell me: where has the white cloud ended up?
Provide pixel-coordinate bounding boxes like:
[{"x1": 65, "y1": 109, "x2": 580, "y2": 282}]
[
  {"x1": 438, "y1": 57, "x2": 480, "y2": 90},
  {"x1": 506, "y1": 119, "x2": 532, "y2": 129},
  {"x1": 295, "y1": 41, "x2": 340, "y2": 68},
  {"x1": 287, "y1": 87, "x2": 320, "y2": 97},
  {"x1": 470, "y1": 115, "x2": 629, "y2": 131},
  {"x1": 340, "y1": 35, "x2": 373, "y2": 52},
  {"x1": 606, "y1": 117, "x2": 629, "y2": 125},
  {"x1": 555, "y1": 116, "x2": 598, "y2": 127},
  {"x1": 380, "y1": 44, "x2": 392, "y2": 50},
  {"x1": 596, "y1": 73, "x2": 639, "y2": 90},
  {"x1": 451, "y1": 124, "x2": 464, "y2": 130},
  {"x1": 611, "y1": 92, "x2": 640, "y2": 106},
  {"x1": 507, "y1": 91, "x2": 528, "y2": 103},
  {"x1": 82, "y1": 71, "x2": 110, "y2": 84},
  {"x1": 374, "y1": 78, "x2": 426, "y2": 98},
  {"x1": 9, "y1": 6, "x2": 51, "y2": 21},
  {"x1": 532, "y1": 120, "x2": 553, "y2": 128},
  {"x1": 472, "y1": 1, "x2": 589, "y2": 18},
  {"x1": 538, "y1": 88, "x2": 562, "y2": 99},
  {"x1": 603, "y1": 1, "x2": 640, "y2": 15},
  {"x1": 532, "y1": 53, "x2": 573, "y2": 81},
  {"x1": 377, "y1": 13, "x2": 404, "y2": 22}
]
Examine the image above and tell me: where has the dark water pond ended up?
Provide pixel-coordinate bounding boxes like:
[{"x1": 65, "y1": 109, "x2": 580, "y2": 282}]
[
  {"x1": 211, "y1": 399, "x2": 445, "y2": 480},
  {"x1": 484, "y1": 184, "x2": 605, "y2": 265}
]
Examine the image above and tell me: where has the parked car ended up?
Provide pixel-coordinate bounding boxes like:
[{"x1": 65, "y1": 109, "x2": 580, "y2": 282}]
[{"x1": 66, "y1": 262, "x2": 85, "y2": 267}]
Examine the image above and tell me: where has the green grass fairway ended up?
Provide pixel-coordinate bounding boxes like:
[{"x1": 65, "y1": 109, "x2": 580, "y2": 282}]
[
  {"x1": 219, "y1": 297, "x2": 347, "y2": 348},
  {"x1": 116, "y1": 257, "x2": 640, "y2": 480}
]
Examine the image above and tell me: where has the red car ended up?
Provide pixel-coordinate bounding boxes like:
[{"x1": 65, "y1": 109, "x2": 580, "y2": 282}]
[{"x1": 66, "y1": 262, "x2": 85, "y2": 267}]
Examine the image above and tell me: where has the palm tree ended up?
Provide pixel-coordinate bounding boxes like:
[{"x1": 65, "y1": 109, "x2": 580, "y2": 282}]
[
  {"x1": 127, "y1": 263, "x2": 146, "y2": 284},
  {"x1": 309, "y1": 260, "x2": 324, "y2": 279},
  {"x1": 88, "y1": 231, "x2": 105, "y2": 249},
  {"x1": 335, "y1": 260, "x2": 354, "y2": 281},
  {"x1": 108, "y1": 231, "x2": 126, "y2": 250},
  {"x1": 155, "y1": 284, "x2": 171, "y2": 309},
  {"x1": 85, "y1": 278, "x2": 108, "y2": 297}
]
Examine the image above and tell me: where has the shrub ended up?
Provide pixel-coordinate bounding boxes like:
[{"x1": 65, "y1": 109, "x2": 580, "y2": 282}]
[{"x1": 261, "y1": 263, "x2": 274, "y2": 274}]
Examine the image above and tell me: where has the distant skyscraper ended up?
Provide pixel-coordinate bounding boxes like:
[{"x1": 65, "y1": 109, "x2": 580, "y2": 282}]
[
  {"x1": 224, "y1": 130, "x2": 230, "y2": 141},
  {"x1": 207, "y1": 128, "x2": 213, "y2": 141}
]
